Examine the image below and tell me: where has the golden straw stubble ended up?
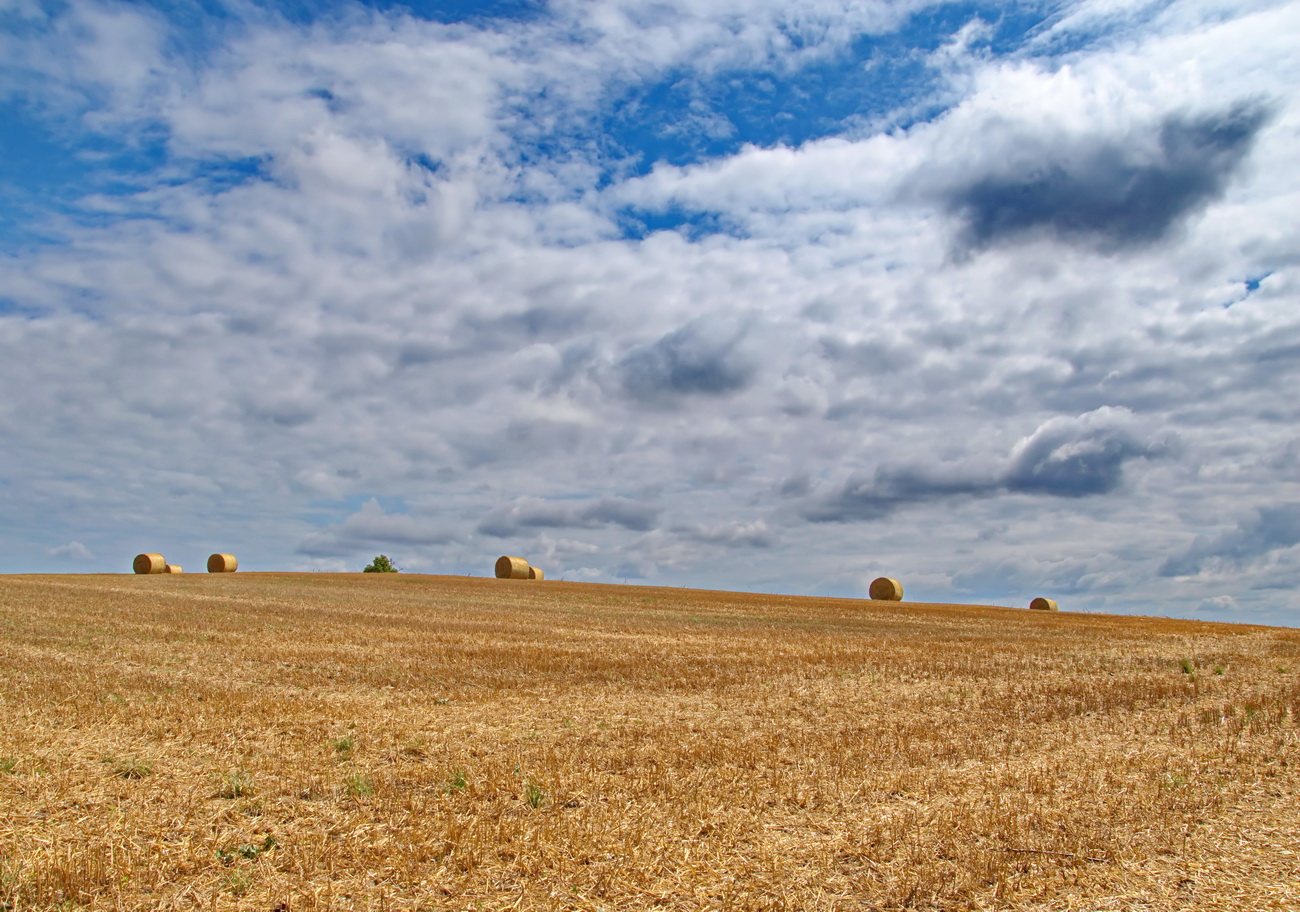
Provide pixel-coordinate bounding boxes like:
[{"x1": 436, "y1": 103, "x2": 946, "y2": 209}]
[
  {"x1": 528, "y1": 566, "x2": 545, "y2": 580},
  {"x1": 495, "y1": 555, "x2": 530, "y2": 579},
  {"x1": 132, "y1": 553, "x2": 166, "y2": 575},
  {"x1": 1030, "y1": 597, "x2": 1059, "y2": 611},
  {"x1": 869, "y1": 576, "x2": 904, "y2": 601},
  {"x1": 3, "y1": 573, "x2": 1299, "y2": 912},
  {"x1": 207, "y1": 553, "x2": 238, "y2": 573}
]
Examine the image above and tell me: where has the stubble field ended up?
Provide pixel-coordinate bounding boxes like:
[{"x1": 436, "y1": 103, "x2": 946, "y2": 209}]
[{"x1": 1, "y1": 572, "x2": 1298, "y2": 911}]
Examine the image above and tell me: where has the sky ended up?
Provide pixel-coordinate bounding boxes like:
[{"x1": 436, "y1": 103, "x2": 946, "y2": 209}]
[{"x1": 1, "y1": 0, "x2": 1298, "y2": 626}]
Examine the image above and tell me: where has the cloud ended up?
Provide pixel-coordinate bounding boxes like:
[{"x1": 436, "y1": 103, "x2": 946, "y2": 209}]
[
  {"x1": 806, "y1": 407, "x2": 1166, "y2": 521},
  {"x1": 297, "y1": 499, "x2": 454, "y2": 558},
  {"x1": 618, "y1": 318, "x2": 757, "y2": 403},
  {"x1": 478, "y1": 496, "x2": 661, "y2": 538},
  {"x1": 804, "y1": 468, "x2": 996, "y2": 522},
  {"x1": 942, "y1": 100, "x2": 1275, "y2": 254},
  {"x1": 1195, "y1": 595, "x2": 1239, "y2": 614},
  {"x1": 0, "y1": 0, "x2": 1298, "y2": 623},
  {"x1": 817, "y1": 334, "x2": 913, "y2": 376},
  {"x1": 47, "y1": 540, "x2": 93, "y2": 561},
  {"x1": 1004, "y1": 406, "x2": 1169, "y2": 497},
  {"x1": 0, "y1": 0, "x2": 170, "y2": 119},
  {"x1": 675, "y1": 519, "x2": 775, "y2": 548},
  {"x1": 1160, "y1": 504, "x2": 1300, "y2": 577}
]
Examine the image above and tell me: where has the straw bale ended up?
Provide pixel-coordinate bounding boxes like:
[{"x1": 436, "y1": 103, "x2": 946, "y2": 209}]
[
  {"x1": 495, "y1": 555, "x2": 530, "y2": 579},
  {"x1": 1030, "y1": 597, "x2": 1059, "y2": 611},
  {"x1": 133, "y1": 553, "x2": 166, "y2": 575},
  {"x1": 207, "y1": 553, "x2": 238, "y2": 573},
  {"x1": 529, "y1": 566, "x2": 545, "y2": 580},
  {"x1": 164, "y1": 564, "x2": 183, "y2": 574},
  {"x1": 869, "y1": 576, "x2": 904, "y2": 601}
]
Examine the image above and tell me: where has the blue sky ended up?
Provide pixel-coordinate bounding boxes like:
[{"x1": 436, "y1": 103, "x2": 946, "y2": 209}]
[{"x1": 2, "y1": 0, "x2": 1298, "y2": 625}]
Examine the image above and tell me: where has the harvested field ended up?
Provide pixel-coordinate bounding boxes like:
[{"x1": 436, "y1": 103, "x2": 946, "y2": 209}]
[{"x1": 1, "y1": 573, "x2": 1297, "y2": 911}]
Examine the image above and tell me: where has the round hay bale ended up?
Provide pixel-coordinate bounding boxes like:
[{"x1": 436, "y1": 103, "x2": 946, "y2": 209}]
[
  {"x1": 528, "y1": 566, "x2": 545, "y2": 580},
  {"x1": 164, "y1": 564, "x2": 183, "y2": 574},
  {"x1": 1030, "y1": 597, "x2": 1059, "y2": 611},
  {"x1": 869, "y1": 576, "x2": 904, "y2": 601},
  {"x1": 207, "y1": 553, "x2": 238, "y2": 573},
  {"x1": 495, "y1": 555, "x2": 530, "y2": 579},
  {"x1": 133, "y1": 553, "x2": 166, "y2": 575}
]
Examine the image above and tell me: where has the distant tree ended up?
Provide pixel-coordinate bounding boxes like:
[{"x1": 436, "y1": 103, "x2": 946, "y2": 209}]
[{"x1": 363, "y1": 554, "x2": 398, "y2": 573}]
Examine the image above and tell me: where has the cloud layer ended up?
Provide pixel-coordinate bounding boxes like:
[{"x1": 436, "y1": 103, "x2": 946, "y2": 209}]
[{"x1": 1, "y1": 0, "x2": 1298, "y2": 625}]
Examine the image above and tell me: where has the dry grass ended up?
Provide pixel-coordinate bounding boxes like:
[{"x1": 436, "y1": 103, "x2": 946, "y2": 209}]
[{"x1": 1, "y1": 573, "x2": 1297, "y2": 911}]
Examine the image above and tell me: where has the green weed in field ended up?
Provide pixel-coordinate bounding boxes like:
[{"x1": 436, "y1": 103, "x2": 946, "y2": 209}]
[
  {"x1": 345, "y1": 772, "x2": 375, "y2": 798},
  {"x1": 106, "y1": 756, "x2": 152, "y2": 779},
  {"x1": 217, "y1": 769, "x2": 253, "y2": 799},
  {"x1": 217, "y1": 836, "x2": 277, "y2": 864},
  {"x1": 444, "y1": 768, "x2": 468, "y2": 793}
]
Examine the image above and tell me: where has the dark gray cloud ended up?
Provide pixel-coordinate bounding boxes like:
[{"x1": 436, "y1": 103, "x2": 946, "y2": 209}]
[
  {"x1": 804, "y1": 468, "x2": 995, "y2": 522},
  {"x1": 776, "y1": 474, "x2": 812, "y2": 498},
  {"x1": 945, "y1": 101, "x2": 1274, "y2": 253},
  {"x1": 806, "y1": 408, "x2": 1165, "y2": 522},
  {"x1": 478, "y1": 496, "x2": 661, "y2": 538},
  {"x1": 1160, "y1": 504, "x2": 1300, "y2": 577},
  {"x1": 818, "y1": 335, "x2": 912, "y2": 376},
  {"x1": 1003, "y1": 411, "x2": 1168, "y2": 497},
  {"x1": 619, "y1": 319, "x2": 755, "y2": 403},
  {"x1": 395, "y1": 339, "x2": 458, "y2": 368},
  {"x1": 240, "y1": 395, "x2": 318, "y2": 428}
]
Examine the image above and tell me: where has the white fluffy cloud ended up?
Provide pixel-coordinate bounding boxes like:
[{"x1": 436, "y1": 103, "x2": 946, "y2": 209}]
[{"x1": 47, "y1": 540, "x2": 94, "y2": 561}]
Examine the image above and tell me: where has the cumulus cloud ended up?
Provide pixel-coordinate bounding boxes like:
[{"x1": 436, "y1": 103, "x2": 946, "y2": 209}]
[
  {"x1": 941, "y1": 101, "x2": 1276, "y2": 254},
  {"x1": 47, "y1": 540, "x2": 94, "y2": 561},
  {"x1": 1195, "y1": 594, "x2": 1239, "y2": 614}
]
